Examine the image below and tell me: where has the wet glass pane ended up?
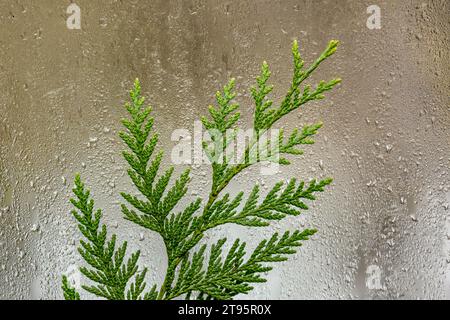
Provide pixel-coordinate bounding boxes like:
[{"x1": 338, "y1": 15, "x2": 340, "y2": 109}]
[{"x1": 0, "y1": 0, "x2": 449, "y2": 299}]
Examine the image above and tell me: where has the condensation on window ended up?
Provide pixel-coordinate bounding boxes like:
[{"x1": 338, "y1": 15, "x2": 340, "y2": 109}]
[{"x1": 0, "y1": 0, "x2": 448, "y2": 299}]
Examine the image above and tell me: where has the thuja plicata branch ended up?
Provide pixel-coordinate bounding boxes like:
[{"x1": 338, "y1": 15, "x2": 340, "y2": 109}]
[{"x1": 61, "y1": 39, "x2": 341, "y2": 300}]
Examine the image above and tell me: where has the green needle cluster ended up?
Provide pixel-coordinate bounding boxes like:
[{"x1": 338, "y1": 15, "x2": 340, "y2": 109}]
[{"x1": 62, "y1": 40, "x2": 340, "y2": 300}]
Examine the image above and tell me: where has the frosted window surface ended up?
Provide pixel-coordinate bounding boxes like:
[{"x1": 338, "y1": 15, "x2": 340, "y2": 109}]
[{"x1": 0, "y1": 0, "x2": 448, "y2": 299}]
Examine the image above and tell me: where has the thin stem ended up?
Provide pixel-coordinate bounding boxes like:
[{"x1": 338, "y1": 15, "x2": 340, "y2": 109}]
[{"x1": 157, "y1": 261, "x2": 176, "y2": 300}]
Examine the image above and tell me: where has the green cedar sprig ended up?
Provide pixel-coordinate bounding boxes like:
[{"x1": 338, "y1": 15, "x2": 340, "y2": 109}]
[
  {"x1": 63, "y1": 174, "x2": 157, "y2": 300},
  {"x1": 62, "y1": 39, "x2": 340, "y2": 300}
]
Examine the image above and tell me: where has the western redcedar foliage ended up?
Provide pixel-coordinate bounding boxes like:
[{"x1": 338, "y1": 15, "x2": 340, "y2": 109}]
[{"x1": 62, "y1": 40, "x2": 340, "y2": 300}]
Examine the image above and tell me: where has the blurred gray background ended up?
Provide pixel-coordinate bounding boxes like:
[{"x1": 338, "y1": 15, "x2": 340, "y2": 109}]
[{"x1": 0, "y1": 0, "x2": 449, "y2": 299}]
